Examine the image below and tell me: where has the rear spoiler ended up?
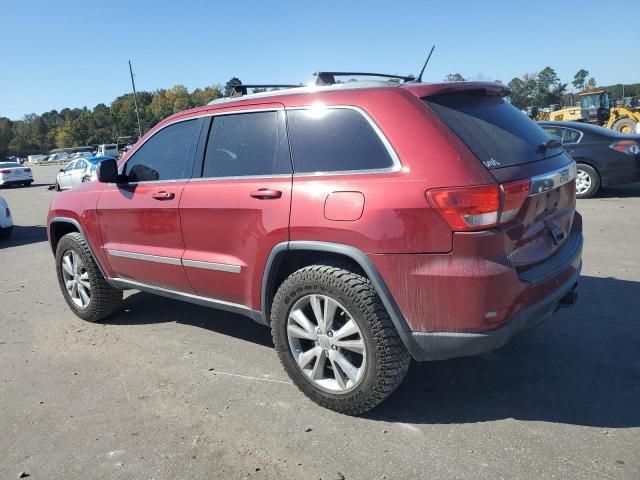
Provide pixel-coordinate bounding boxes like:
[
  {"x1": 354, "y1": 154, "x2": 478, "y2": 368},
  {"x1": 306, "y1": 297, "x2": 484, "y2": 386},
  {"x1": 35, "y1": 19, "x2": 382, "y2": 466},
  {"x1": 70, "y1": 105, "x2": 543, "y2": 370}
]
[{"x1": 404, "y1": 81, "x2": 511, "y2": 99}]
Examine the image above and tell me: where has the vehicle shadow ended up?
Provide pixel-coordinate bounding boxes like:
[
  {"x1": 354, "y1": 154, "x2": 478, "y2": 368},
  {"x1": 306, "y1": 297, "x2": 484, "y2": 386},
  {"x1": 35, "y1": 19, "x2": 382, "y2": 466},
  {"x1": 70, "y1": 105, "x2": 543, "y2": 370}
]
[
  {"x1": 370, "y1": 275, "x2": 640, "y2": 428},
  {"x1": 105, "y1": 291, "x2": 274, "y2": 348},
  {"x1": 596, "y1": 182, "x2": 640, "y2": 198},
  {"x1": 0, "y1": 225, "x2": 47, "y2": 248},
  {"x1": 102, "y1": 275, "x2": 640, "y2": 429}
]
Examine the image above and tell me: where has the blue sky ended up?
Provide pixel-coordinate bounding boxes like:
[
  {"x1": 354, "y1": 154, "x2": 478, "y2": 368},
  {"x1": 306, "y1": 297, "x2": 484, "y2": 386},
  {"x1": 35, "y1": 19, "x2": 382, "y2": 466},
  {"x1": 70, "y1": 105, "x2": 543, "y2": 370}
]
[{"x1": 2, "y1": 0, "x2": 638, "y2": 119}]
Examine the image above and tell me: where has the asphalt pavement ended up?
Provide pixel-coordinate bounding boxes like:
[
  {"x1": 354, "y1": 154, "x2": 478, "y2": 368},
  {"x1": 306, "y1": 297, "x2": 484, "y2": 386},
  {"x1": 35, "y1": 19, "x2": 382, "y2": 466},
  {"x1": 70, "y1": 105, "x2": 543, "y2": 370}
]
[{"x1": 1, "y1": 164, "x2": 639, "y2": 479}]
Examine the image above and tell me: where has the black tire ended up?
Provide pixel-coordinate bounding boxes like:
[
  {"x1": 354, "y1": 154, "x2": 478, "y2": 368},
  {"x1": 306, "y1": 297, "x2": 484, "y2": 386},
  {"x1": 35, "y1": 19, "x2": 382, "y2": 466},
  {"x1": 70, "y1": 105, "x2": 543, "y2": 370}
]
[
  {"x1": 576, "y1": 163, "x2": 600, "y2": 199},
  {"x1": 0, "y1": 226, "x2": 12, "y2": 240},
  {"x1": 611, "y1": 118, "x2": 636, "y2": 134},
  {"x1": 55, "y1": 232, "x2": 123, "y2": 322},
  {"x1": 271, "y1": 264, "x2": 411, "y2": 415}
]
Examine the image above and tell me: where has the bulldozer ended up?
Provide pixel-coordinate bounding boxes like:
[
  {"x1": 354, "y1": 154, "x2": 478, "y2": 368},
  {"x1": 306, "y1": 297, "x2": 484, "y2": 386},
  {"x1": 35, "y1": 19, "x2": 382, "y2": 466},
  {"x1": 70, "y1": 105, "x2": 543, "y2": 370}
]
[{"x1": 548, "y1": 90, "x2": 640, "y2": 133}]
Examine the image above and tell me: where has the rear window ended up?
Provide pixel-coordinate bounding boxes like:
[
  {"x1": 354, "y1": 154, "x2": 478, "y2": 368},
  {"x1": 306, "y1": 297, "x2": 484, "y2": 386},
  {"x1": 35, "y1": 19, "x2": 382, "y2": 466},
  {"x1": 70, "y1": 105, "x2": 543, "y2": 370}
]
[
  {"x1": 424, "y1": 93, "x2": 560, "y2": 169},
  {"x1": 287, "y1": 108, "x2": 394, "y2": 173},
  {"x1": 0, "y1": 162, "x2": 20, "y2": 168}
]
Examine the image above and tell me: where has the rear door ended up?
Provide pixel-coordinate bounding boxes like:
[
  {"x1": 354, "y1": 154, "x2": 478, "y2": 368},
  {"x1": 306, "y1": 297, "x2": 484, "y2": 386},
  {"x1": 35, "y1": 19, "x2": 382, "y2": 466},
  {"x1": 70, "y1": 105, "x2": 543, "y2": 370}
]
[
  {"x1": 179, "y1": 105, "x2": 292, "y2": 309},
  {"x1": 424, "y1": 93, "x2": 577, "y2": 268},
  {"x1": 58, "y1": 161, "x2": 76, "y2": 188},
  {"x1": 96, "y1": 117, "x2": 203, "y2": 291}
]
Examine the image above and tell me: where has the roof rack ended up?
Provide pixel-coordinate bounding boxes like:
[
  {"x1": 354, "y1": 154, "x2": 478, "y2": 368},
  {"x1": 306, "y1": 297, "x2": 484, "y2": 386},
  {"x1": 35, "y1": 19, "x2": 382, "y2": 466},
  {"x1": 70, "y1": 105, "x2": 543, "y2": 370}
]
[
  {"x1": 314, "y1": 71, "x2": 415, "y2": 86},
  {"x1": 231, "y1": 84, "x2": 299, "y2": 97}
]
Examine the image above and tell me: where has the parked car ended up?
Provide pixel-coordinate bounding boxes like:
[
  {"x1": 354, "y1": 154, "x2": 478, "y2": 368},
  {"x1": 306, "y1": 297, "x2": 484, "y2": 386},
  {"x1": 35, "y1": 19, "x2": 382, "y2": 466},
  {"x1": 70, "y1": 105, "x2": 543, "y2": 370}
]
[
  {"x1": 0, "y1": 195, "x2": 12, "y2": 239},
  {"x1": 97, "y1": 144, "x2": 119, "y2": 157},
  {"x1": 55, "y1": 156, "x2": 114, "y2": 191},
  {"x1": 538, "y1": 121, "x2": 640, "y2": 198},
  {"x1": 0, "y1": 161, "x2": 33, "y2": 187},
  {"x1": 47, "y1": 77, "x2": 582, "y2": 414}
]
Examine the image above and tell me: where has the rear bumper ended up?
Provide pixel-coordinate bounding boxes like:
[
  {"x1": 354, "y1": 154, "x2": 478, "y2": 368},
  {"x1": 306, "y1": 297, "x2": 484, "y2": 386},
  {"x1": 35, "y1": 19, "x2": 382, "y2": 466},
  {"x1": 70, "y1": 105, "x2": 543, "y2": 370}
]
[
  {"x1": 601, "y1": 163, "x2": 640, "y2": 187},
  {"x1": 369, "y1": 218, "x2": 583, "y2": 361},
  {"x1": 0, "y1": 179, "x2": 32, "y2": 186},
  {"x1": 409, "y1": 265, "x2": 580, "y2": 360}
]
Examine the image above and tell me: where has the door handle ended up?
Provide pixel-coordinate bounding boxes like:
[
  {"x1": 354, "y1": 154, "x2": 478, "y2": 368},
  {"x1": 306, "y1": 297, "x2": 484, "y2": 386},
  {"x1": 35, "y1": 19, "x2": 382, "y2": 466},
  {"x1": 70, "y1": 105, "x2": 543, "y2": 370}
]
[
  {"x1": 250, "y1": 188, "x2": 282, "y2": 199},
  {"x1": 151, "y1": 191, "x2": 175, "y2": 200}
]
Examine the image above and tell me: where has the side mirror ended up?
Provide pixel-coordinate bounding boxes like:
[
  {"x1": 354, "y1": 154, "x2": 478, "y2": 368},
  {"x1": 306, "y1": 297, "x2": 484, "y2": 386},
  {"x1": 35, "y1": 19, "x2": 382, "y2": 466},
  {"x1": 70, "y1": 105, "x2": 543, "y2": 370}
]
[
  {"x1": 59, "y1": 168, "x2": 64, "y2": 173},
  {"x1": 97, "y1": 158, "x2": 119, "y2": 183}
]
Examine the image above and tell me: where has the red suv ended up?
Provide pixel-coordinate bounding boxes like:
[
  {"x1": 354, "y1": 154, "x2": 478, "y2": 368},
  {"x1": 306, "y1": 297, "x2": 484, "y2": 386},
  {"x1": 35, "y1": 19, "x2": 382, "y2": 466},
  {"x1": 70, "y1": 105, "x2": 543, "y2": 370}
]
[{"x1": 47, "y1": 75, "x2": 582, "y2": 414}]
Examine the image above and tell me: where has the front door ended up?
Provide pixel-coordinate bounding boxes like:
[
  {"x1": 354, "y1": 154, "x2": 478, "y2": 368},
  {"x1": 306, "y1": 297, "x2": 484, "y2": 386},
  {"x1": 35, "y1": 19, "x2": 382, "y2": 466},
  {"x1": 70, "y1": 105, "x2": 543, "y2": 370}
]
[
  {"x1": 97, "y1": 118, "x2": 203, "y2": 292},
  {"x1": 179, "y1": 106, "x2": 292, "y2": 309}
]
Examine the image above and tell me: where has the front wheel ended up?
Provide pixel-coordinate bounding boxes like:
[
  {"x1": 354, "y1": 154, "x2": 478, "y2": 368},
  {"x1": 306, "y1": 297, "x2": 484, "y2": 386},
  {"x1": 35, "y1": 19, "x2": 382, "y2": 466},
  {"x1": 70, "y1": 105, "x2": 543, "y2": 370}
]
[
  {"x1": 271, "y1": 265, "x2": 411, "y2": 415},
  {"x1": 55, "y1": 232, "x2": 123, "y2": 322},
  {"x1": 575, "y1": 163, "x2": 600, "y2": 199}
]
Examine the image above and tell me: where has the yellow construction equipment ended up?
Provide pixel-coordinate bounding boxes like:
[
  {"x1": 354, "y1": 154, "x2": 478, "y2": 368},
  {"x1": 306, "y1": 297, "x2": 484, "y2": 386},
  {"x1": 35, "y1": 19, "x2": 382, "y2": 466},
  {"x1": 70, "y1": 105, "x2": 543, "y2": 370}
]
[{"x1": 548, "y1": 90, "x2": 640, "y2": 133}]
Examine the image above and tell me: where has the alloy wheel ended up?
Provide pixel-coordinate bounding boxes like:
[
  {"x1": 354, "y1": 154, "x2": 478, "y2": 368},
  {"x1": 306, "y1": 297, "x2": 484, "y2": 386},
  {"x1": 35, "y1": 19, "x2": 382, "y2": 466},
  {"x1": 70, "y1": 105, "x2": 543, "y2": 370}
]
[
  {"x1": 61, "y1": 250, "x2": 91, "y2": 309},
  {"x1": 576, "y1": 169, "x2": 591, "y2": 196},
  {"x1": 287, "y1": 294, "x2": 366, "y2": 393}
]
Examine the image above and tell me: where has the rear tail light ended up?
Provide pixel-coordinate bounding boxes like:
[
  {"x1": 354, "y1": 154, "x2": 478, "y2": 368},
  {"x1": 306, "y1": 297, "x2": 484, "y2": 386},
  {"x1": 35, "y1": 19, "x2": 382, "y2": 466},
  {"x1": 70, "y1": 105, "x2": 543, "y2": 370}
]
[
  {"x1": 426, "y1": 179, "x2": 531, "y2": 232},
  {"x1": 0, "y1": 169, "x2": 10, "y2": 174},
  {"x1": 500, "y1": 179, "x2": 531, "y2": 223},
  {"x1": 610, "y1": 140, "x2": 640, "y2": 155}
]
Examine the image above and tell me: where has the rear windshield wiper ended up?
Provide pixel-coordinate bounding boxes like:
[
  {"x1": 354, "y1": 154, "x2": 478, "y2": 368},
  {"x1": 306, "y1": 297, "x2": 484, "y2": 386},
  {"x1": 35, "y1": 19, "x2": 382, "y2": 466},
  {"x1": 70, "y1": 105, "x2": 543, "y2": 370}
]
[{"x1": 539, "y1": 138, "x2": 562, "y2": 152}]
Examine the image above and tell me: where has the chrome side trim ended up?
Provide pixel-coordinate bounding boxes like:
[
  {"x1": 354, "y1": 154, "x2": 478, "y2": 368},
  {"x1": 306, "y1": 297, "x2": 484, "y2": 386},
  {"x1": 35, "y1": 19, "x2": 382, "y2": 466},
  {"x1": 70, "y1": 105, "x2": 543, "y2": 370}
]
[
  {"x1": 530, "y1": 162, "x2": 577, "y2": 196},
  {"x1": 182, "y1": 259, "x2": 241, "y2": 273},
  {"x1": 106, "y1": 248, "x2": 242, "y2": 273},
  {"x1": 107, "y1": 249, "x2": 182, "y2": 266},
  {"x1": 108, "y1": 277, "x2": 267, "y2": 325}
]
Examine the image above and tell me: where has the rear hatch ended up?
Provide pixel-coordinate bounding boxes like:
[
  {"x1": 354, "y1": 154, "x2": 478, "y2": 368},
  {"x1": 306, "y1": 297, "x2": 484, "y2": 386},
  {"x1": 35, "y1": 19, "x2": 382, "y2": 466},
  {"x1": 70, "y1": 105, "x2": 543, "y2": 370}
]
[{"x1": 422, "y1": 88, "x2": 578, "y2": 271}]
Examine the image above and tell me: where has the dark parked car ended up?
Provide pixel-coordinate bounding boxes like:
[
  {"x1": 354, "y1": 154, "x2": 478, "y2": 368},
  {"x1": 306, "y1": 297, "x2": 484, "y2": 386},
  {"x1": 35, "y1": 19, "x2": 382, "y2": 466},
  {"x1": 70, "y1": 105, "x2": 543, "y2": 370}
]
[
  {"x1": 47, "y1": 76, "x2": 582, "y2": 414},
  {"x1": 538, "y1": 121, "x2": 640, "y2": 198}
]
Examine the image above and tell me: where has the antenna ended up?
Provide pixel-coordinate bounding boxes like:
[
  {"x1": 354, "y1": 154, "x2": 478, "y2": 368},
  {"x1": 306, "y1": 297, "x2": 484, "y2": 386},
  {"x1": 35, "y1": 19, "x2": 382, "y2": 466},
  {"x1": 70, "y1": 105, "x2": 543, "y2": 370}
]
[
  {"x1": 414, "y1": 45, "x2": 436, "y2": 83},
  {"x1": 129, "y1": 60, "x2": 143, "y2": 138}
]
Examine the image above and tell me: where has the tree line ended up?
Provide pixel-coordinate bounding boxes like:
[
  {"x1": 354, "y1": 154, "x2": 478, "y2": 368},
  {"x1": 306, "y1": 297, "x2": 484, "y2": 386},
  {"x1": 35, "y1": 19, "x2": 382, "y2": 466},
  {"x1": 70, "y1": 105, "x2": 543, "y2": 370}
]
[
  {"x1": 0, "y1": 78, "x2": 247, "y2": 158},
  {"x1": 446, "y1": 68, "x2": 639, "y2": 111},
  {"x1": 2, "y1": 71, "x2": 638, "y2": 158}
]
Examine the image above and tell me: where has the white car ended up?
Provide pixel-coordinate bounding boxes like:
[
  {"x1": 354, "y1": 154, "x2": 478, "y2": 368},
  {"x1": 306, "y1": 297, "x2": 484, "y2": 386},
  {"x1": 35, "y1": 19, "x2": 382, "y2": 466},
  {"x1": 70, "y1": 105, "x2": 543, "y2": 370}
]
[
  {"x1": 0, "y1": 161, "x2": 34, "y2": 187},
  {"x1": 0, "y1": 196, "x2": 12, "y2": 239},
  {"x1": 97, "y1": 144, "x2": 119, "y2": 157},
  {"x1": 55, "y1": 156, "x2": 112, "y2": 191}
]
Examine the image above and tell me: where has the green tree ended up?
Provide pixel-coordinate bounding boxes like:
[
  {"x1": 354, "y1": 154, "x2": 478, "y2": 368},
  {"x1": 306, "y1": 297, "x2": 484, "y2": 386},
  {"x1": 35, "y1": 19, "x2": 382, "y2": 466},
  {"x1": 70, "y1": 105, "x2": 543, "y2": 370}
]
[
  {"x1": 445, "y1": 73, "x2": 465, "y2": 82},
  {"x1": 572, "y1": 69, "x2": 589, "y2": 92}
]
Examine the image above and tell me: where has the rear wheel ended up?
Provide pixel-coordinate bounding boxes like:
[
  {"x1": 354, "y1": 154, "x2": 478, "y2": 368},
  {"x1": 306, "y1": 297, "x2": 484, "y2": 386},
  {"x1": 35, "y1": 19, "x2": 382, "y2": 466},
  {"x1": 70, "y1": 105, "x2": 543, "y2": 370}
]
[
  {"x1": 575, "y1": 163, "x2": 600, "y2": 199},
  {"x1": 611, "y1": 118, "x2": 636, "y2": 134},
  {"x1": 55, "y1": 232, "x2": 123, "y2": 322},
  {"x1": 271, "y1": 264, "x2": 411, "y2": 415}
]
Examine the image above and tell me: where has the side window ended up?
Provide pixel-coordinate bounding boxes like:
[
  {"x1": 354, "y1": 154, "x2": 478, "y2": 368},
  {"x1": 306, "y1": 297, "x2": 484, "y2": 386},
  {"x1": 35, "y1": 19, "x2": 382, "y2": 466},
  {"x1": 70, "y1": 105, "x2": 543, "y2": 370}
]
[
  {"x1": 562, "y1": 129, "x2": 581, "y2": 144},
  {"x1": 74, "y1": 160, "x2": 86, "y2": 170},
  {"x1": 202, "y1": 111, "x2": 291, "y2": 178},
  {"x1": 124, "y1": 119, "x2": 200, "y2": 182},
  {"x1": 64, "y1": 161, "x2": 75, "y2": 172},
  {"x1": 542, "y1": 126, "x2": 563, "y2": 142},
  {"x1": 286, "y1": 108, "x2": 394, "y2": 173}
]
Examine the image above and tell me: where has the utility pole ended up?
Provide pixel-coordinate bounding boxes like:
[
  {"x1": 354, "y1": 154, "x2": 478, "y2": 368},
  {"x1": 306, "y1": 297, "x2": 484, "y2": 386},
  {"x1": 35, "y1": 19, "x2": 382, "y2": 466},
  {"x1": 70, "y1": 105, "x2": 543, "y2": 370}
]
[{"x1": 129, "y1": 60, "x2": 143, "y2": 139}]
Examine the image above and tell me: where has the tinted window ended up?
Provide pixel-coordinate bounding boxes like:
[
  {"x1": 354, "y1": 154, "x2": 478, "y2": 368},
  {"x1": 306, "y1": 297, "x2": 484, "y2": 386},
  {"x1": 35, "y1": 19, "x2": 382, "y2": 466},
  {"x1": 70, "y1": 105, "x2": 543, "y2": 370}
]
[
  {"x1": 63, "y1": 161, "x2": 75, "y2": 172},
  {"x1": 424, "y1": 94, "x2": 561, "y2": 169},
  {"x1": 124, "y1": 119, "x2": 199, "y2": 182},
  {"x1": 0, "y1": 162, "x2": 20, "y2": 168},
  {"x1": 286, "y1": 108, "x2": 394, "y2": 173},
  {"x1": 541, "y1": 126, "x2": 581, "y2": 145},
  {"x1": 202, "y1": 111, "x2": 291, "y2": 178}
]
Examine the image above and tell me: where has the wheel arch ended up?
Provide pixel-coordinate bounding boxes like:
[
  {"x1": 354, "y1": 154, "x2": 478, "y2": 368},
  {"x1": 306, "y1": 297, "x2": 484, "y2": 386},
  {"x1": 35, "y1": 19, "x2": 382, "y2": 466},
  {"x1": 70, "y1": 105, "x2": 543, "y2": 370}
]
[
  {"x1": 261, "y1": 241, "x2": 421, "y2": 359},
  {"x1": 49, "y1": 217, "x2": 110, "y2": 282}
]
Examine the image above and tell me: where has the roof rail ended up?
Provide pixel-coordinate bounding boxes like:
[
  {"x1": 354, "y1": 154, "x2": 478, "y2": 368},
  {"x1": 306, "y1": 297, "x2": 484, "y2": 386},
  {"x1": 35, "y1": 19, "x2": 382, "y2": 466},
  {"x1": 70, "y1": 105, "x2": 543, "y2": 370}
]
[
  {"x1": 231, "y1": 84, "x2": 299, "y2": 97},
  {"x1": 314, "y1": 72, "x2": 415, "y2": 86}
]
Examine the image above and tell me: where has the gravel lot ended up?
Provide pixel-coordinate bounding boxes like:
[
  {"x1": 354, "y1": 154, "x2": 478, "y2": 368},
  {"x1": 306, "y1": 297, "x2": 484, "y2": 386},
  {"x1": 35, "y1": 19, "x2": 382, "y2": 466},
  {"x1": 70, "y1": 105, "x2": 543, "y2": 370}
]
[{"x1": 1, "y1": 164, "x2": 639, "y2": 479}]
